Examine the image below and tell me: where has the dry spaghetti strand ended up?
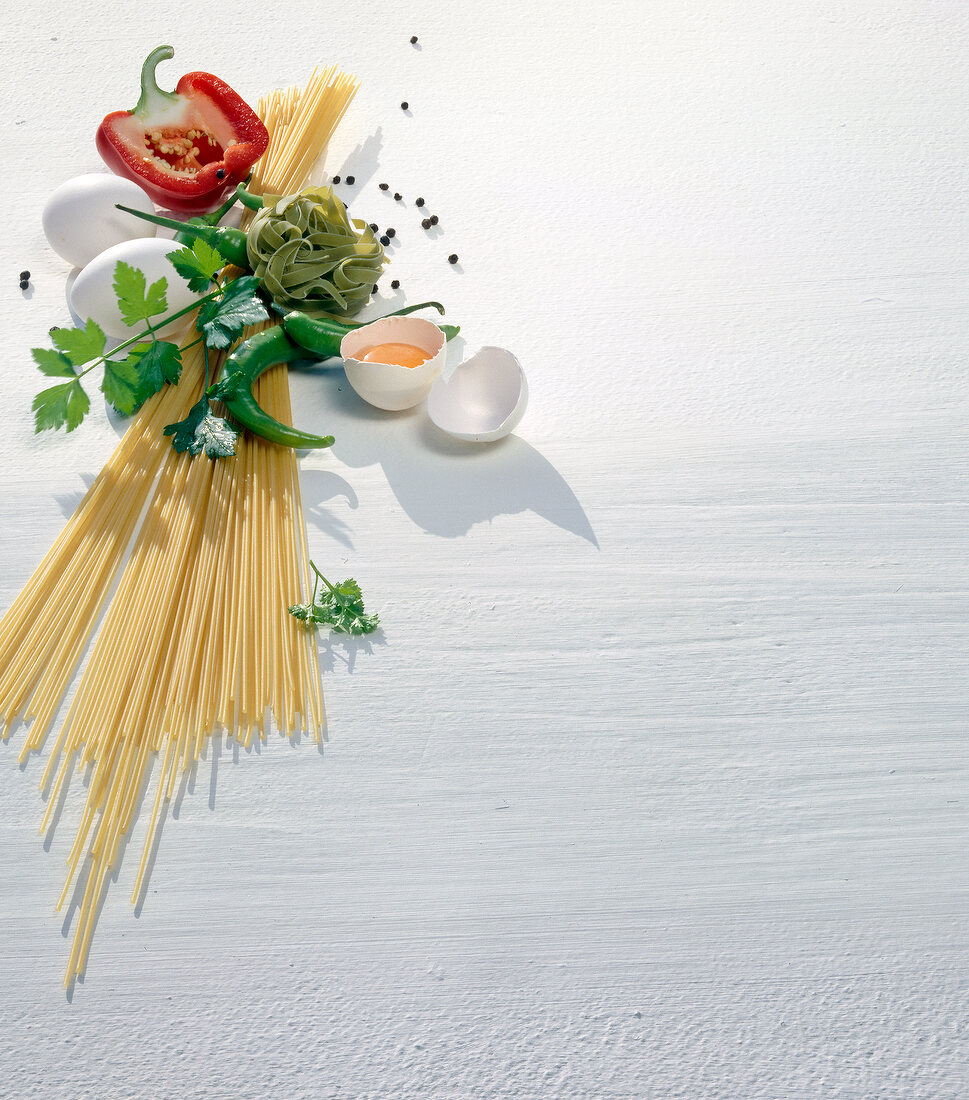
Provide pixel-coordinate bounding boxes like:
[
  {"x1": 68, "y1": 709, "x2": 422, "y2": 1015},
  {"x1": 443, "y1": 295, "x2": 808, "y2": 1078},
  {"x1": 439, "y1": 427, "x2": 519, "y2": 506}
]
[{"x1": 0, "y1": 65, "x2": 355, "y2": 984}]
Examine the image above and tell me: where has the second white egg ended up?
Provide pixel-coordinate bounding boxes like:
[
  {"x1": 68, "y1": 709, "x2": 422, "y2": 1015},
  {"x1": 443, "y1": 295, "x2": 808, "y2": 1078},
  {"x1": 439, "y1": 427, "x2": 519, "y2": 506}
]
[
  {"x1": 43, "y1": 174, "x2": 157, "y2": 269},
  {"x1": 70, "y1": 237, "x2": 205, "y2": 341}
]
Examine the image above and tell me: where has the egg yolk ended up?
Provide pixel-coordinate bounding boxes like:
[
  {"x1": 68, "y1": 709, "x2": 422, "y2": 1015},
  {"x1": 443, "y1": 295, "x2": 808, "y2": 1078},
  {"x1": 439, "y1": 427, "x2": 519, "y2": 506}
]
[{"x1": 358, "y1": 341, "x2": 430, "y2": 369}]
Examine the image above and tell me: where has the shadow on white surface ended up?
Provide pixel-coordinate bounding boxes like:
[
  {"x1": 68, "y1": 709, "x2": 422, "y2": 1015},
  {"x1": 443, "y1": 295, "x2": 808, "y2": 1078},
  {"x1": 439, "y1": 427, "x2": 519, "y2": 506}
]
[
  {"x1": 315, "y1": 627, "x2": 386, "y2": 676},
  {"x1": 299, "y1": 366, "x2": 598, "y2": 545},
  {"x1": 299, "y1": 469, "x2": 360, "y2": 549},
  {"x1": 55, "y1": 472, "x2": 96, "y2": 518},
  {"x1": 331, "y1": 127, "x2": 383, "y2": 194},
  {"x1": 59, "y1": 756, "x2": 155, "y2": 1000}
]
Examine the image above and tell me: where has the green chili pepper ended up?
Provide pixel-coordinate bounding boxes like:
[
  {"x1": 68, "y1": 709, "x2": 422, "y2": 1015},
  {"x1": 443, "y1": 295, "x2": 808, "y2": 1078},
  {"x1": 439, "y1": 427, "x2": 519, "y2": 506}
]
[
  {"x1": 282, "y1": 312, "x2": 350, "y2": 358},
  {"x1": 234, "y1": 183, "x2": 265, "y2": 211},
  {"x1": 283, "y1": 302, "x2": 461, "y2": 359},
  {"x1": 208, "y1": 326, "x2": 334, "y2": 450},
  {"x1": 115, "y1": 203, "x2": 250, "y2": 268}
]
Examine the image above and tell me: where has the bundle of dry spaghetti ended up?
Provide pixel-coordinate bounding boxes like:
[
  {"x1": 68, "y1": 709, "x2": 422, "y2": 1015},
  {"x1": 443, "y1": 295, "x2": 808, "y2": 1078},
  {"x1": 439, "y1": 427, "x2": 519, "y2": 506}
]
[{"x1": 0, "y1": 65, "x2": 358, "y2": 985}]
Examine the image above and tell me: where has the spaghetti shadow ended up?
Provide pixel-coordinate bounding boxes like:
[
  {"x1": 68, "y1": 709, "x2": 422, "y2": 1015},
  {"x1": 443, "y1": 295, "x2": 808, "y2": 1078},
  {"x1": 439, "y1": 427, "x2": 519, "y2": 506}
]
[
  {"x1": 331, "y1": 128, "x2": 383, "y2": 194},
  {"x1": 54, "y1": 473, "x2": 96, "y2": 518},
  {"x1": 61, "y1": 755, "x2": 155, "y2": 999}
]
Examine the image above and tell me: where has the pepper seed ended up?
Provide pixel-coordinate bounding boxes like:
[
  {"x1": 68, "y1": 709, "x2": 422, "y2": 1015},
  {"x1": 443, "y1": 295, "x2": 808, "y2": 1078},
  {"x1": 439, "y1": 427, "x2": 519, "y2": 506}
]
[
  {"x1": 391, "y1": 279, "x2": 400, "y2": 289},
  {"x1": 394, "y1": 192, "x2": 402, "y2": 201},
  {"x1": 20, "y1": 270, "x2": 30, "y2": 280},
  {"x1": 415, "y1": 197, "x2": 425, "y2": 207},
  {"x1": 421, "y1": 218, "x2": 431, "y2": 229},
  {"x1": 333, "y1": 175, "x2": 341, "y2": 184},
  {"x1": 429, "y1": 214, "x2": 439, "y2": 225},
  {"x1": 19, "y1": 278, "x2": 29, "y2": 289},
  {"x1": 370, "y1": 223, "x2": 379, "y2": 232},
  {"x1": 410, "y1": 35, "x2": 418, "y2": 44},
  {"x1": 346, "y1": 175, "x2": 355, "y2": 185},
  {"x1": 380, "y1": 235, "x2": 390, "y2": 245},
  {"x1": 379, "y1": 182, "x2": 389, "y2": 190},
  {"x1": 448, "y1": 254, "x2": 458, "y2": 264},
  {"x1": 401, "y1": 102, "x2": 409, "y2": 111},
  {"x1": 386, "y1": 228, "x2": 396, "y2": 238}
]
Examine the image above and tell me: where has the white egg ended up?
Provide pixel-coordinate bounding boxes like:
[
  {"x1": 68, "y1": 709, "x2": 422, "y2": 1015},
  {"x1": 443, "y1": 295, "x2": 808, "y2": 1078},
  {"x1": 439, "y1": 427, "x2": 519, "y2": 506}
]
[
  {"x1": 70, "y1": 237, "x2": 205, "y2": 340},
  {"x1": 340, "y1": 316, "x2": 448, "y2": 411},
  {"x1": 426, "y1": 347, "x2": 528, "y2": 442},
  {"x1": 43, "y1": 174, "x2": 157, "y2": 269}
]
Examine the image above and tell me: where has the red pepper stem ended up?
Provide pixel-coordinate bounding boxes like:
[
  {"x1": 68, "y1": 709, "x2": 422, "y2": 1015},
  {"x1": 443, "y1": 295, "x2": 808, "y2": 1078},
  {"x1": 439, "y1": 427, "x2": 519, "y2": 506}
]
[{"x1": 133, "y1": 45, "x2": 179, "y2": 117}]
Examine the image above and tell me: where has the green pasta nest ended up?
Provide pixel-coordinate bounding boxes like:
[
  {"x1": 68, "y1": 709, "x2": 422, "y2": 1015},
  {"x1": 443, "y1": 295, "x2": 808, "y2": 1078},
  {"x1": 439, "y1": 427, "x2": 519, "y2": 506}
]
[{"x1": 246, "y1": 187, "x2": 387, "y2": 319}]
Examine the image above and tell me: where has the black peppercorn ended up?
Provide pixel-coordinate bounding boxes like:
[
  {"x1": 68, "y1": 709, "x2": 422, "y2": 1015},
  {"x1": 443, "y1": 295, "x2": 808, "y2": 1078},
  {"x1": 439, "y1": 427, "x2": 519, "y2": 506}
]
[
  {"x1": 429, "y1": 214, "x2": 439, "y2": 225},
  {"x1": 448, "y1": 254, "x2": 458, "y2": 264},
  {"x1": 372, "y1": 284, "x2": 378, "y2": 293},
  {"x1": 19, "y1": 278, "x2": 29, "y2": 289},
  {"x1": 333, "y1": 175, "x2": 341, "y2": 184},
  {"x1": 410, "y1": 35, "x2": 418, "y2": 44},
  {"x1": 380, "y1": 235, "x2": 390, "y2": 245},
  {"x1": 346, "y1": 175, "x2": 355, "y2": 185},
  {"x1": 391, "y1": 279, "x2": 400, "y2": 289},
  {"x1": 415, "y1": 197, "x2": 425, "y2": 207},
  {"x1": 370, "y1": 223, "x2": 378, "y2": 232},
  {"x1": 216, "y1": 168, "x2": 225, "y2": 180},
  {"x1": 394, "y1": 192, "x2": 402, "y2": 201},
  {"x1": 386, "y1": 228, "x2": 396, "y2": 238},
  {"x1": 421, "y1": 218, "x2": 431, "y2": 229},
  {"x1": 20, "y1": 270, "x2": 30, "y2": 280},
  {"x1": 401, "y1": 102, "x2": 409, "y2": 111},
  {"x1": 379, "y1": 182, "x2": 389, "y2": 190}
]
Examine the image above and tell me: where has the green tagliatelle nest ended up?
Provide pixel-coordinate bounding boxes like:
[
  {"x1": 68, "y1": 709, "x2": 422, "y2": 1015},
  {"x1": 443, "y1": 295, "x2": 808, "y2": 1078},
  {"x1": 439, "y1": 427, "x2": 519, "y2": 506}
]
[{"x1": 246, "y1": 187, "x2": 387, "y2": 319}]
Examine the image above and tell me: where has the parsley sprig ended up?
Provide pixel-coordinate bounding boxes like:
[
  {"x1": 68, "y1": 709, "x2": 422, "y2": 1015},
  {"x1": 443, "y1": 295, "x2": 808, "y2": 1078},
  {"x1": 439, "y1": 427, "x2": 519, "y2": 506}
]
[
  {"x1": 30, "y1": 237, "x2": 268, "y2": 450},
  {"x1": 288, "y1": 562, "x2": 381, "y2": 636}
]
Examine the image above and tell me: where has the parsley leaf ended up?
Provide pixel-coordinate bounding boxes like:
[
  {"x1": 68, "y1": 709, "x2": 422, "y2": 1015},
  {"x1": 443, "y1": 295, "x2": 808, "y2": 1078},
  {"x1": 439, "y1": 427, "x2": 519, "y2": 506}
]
[
  {"x1": 196, "y1": 276, "x2": 268, "y2": 348},
  {"x1": 163, "y1": 397, "x2": 206, "y2": 451},
  {"x1": 33, "y1": 380, "x2": 90, "y2": 433},
  {"x1": 125, "y1": 339, "x2": 183, "y2": 402},
  {"x1": 194, "y1": 412, "x2": 238, "y2": 458},
  {"x1": 101, "y1": 356, "x2": 142, "y2": 415},
  {"x1": 114, "y1": 261, "x2": 169, "y2": 327},
  {"x1": 164, "y1": 397, "x2": 238, "y2": 458},
  {"x1": 50, "y1": 318, "x2": 106, "y2": 367},
  {"x1": 288, "y1": 565, "x2": 380, "y2": 636},
  {"x1": 32, "y1": 347, "x2": 77, "y2": 378},
  {"x1": 167, "y1": 238, "x2": 226, "y2": 293}
]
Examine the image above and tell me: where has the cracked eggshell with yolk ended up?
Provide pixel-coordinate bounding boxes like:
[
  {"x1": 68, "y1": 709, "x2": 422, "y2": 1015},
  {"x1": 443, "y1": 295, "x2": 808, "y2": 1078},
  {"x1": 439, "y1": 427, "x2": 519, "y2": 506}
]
[
  {"x1": 427, "y1": 346, "x2": 528, "y2": 442},
  {"x1": 340, "y1": 316, "x2": 448, "y2": 411}
]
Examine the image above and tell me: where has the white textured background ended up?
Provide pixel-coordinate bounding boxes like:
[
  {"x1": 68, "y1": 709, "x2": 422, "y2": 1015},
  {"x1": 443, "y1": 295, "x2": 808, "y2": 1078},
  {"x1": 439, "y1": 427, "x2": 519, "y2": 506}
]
[{"x1": 2, "y1": 2, "x2": 969, "y2": 1097}]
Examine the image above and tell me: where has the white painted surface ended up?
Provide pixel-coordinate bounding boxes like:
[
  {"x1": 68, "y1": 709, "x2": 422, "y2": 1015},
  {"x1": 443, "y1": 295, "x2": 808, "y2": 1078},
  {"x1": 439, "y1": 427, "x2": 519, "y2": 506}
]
[{"x1": 2, "y1": 2, "x2": 968, "y2": 1097}]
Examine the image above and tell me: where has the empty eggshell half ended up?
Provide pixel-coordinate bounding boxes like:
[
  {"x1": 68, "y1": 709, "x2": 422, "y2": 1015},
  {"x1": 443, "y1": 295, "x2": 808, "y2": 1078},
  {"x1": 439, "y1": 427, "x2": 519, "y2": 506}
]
[
  {"x1": 426, "y1": 346, "x2": 528, "y2": 442},
  {"x1": 340, "y1": 316, "x2": 447, "y2": 411}
]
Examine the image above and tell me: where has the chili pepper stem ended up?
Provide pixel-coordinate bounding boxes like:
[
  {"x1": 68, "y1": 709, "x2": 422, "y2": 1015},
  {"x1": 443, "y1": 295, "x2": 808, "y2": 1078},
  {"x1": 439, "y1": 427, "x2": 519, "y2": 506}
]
[
  {"x1": 115, "y1": 204, "x2": 250, "y2": 268},
  {"x1": 115, "y1": 204, "x2": 215, "y2": 236},
  {"x1": 210, "y1": 187, "x2": 244, "y2": 224}
]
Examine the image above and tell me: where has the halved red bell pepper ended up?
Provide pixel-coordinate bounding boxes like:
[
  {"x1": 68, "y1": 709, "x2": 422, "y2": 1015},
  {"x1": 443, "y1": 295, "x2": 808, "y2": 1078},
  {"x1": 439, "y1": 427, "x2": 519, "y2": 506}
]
[{"x1": 96, "y1": 45, "x2": 269, "y2": 214}]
